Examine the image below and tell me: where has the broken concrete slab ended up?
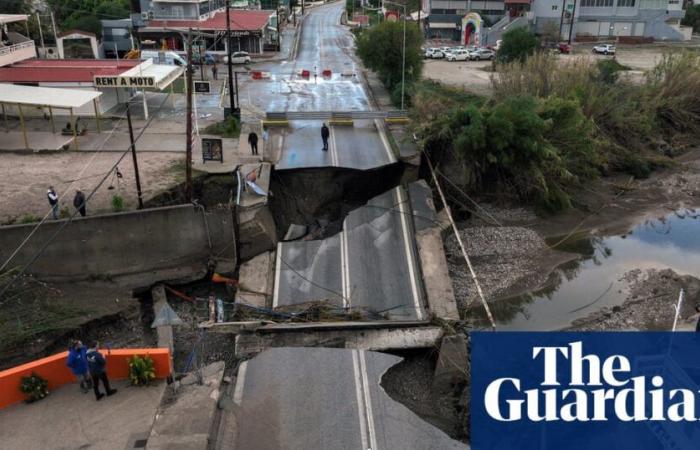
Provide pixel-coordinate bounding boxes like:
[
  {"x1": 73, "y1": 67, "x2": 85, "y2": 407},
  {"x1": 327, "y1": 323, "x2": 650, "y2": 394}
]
[
  {"x1": 433, "y1": 334, "x2": 469, "y2": 393},
  {"x1": 151, "y1": 284, "x2": 176, "y2": 357},
  {"x1": 235, "y1": 251, "x2": 275, "y2": 308},
  {"x1": 238, "y1": 206, "x2": 278, "y2": 261},
  {"x1": 417, "y1": 228, "x2": 460, "y2": 321}
]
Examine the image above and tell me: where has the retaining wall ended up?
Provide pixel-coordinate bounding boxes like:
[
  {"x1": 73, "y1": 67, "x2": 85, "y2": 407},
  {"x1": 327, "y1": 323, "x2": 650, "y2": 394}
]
[{"x1": 0, "y1": 204, "x2": 236, "y2": 286}]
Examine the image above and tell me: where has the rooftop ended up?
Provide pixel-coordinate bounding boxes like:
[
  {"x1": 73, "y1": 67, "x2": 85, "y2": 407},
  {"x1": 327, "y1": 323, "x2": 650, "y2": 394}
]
[
  {"x1": 0, "y1": 59, "x2": 140, "y2": 83},
  {"x1": 146, "y1": 9, "x2": 273, "y2": 31}
]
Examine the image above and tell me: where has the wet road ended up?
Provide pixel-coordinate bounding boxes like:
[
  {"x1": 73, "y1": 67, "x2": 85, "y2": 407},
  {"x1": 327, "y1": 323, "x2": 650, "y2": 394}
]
[{"x1": 232, "y1": 348, "x2": 467, "y2": 450}]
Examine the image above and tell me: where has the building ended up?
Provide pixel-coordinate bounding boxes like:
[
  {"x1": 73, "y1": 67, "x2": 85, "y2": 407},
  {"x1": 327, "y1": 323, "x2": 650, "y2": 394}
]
[
  {"x1": 0, "y1": 14, "x2": 37, "y2": 67},
  {"x1": 424, "y1": 0, "x2": 507, "y2": 40},
  {"x1": 101, "y1": 19, "x2": 135, "y2": 58}
]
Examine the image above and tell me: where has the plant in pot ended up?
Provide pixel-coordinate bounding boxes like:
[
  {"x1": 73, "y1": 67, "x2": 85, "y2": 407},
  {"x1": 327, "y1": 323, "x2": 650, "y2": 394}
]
[
  {"x1": 19, "y1": 372, "x2": 49, "y2": 403},
  {"x1": 128, "y1": 355, "x2": 156, "y2": 386}
]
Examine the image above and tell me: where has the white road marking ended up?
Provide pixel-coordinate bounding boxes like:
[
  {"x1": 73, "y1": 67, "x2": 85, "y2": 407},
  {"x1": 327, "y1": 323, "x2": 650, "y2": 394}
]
[
  {"x1": 272, "y1": 244, "x2": 282, "y2": 308},
  {"x1": 330, "y1": 125, "x2": 338, "y2": 167},
  {"x1": 352, "y1": 350, "x2": 370, "y2": 450},
  {"x1": 340, "y1": 229, "x2": 350, "y2": 307},
  {"x1": 375, "y1": 119, "x2": 397, "y2": 164},
  {"x1": 233, "y1": 360, "x2": 248, "y2": 405},
  {"x1": 395, "y1": 186, "x2": 424, "y2": 320},
  {"x1": 359, "y1": 350, "x2": 378, "y2": 450}
]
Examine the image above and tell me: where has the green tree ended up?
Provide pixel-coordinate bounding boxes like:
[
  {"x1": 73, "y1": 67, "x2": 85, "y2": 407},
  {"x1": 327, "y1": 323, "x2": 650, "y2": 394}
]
[
  {"x1": 682, "y1": 5, "x2": 700, "y2": 32},
  {"x1": 4, "y1": 0, "x2": 30, "y2": 14},
  {"x1": 356, "y1": 20, "x2": 424, "y2": 93},
  {"x1": 46, "y1": 0, "x2": 130, "y2": 35},
  {"x1": 497, "y1": 27, "x2": 540, "y2": 64}
]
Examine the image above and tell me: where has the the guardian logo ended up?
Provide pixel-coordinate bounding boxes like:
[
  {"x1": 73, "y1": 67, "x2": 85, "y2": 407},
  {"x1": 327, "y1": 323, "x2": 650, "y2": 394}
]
[{"x1": 484, "y1": 341, "x2": 698, "y2": 423}]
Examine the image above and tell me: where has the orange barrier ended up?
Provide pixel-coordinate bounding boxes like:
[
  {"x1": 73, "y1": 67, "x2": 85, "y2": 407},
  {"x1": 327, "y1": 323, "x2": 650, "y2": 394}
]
[
  {"x1": 251, "y1": 71, "x2": 262, "y2": 80},
  {"x1": 322, "y1": 69, "x2": 332, "y2": 77},
  {"x1": 300, "y1": 69, "x2": 310, "y2": 78},
  {"x1": 0, "y1": 348, "x2": 171, "y2": 409}
]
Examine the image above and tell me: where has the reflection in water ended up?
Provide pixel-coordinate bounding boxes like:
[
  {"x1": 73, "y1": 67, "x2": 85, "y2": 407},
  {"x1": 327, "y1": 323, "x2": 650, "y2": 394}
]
[{"x1": 469, "y1": 208, "x2": 700, "y2": 330}]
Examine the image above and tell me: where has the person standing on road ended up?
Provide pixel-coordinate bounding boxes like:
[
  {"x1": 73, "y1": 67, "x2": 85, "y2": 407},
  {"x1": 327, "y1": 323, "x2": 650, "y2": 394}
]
[
  {"x1": 211, "y1": 64, "x2": 218, "y2": 80},
  {"x1": 47, "y1": 186, "x2": 59, "y2": 219},
  {"x1": 67, "y1": 340, "x2": 91, "y2": 393},
  {"x1": 86, "y1": 341, "x2": 117, "y2": 401},
  {"x1": 321, "y1": 123, "x2": 330, "y2": 151},
  {"x1": 248, "y1": 131, "x2": 259, "y2": 155},
  {"x1": 73, "y1": 189, "x2": 86, "y2": 217}
]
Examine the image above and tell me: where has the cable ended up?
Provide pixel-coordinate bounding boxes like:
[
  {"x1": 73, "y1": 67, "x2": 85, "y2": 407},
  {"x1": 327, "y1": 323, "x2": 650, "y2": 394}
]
[
  {"x1": 436, "y1": 169, "x2": 504, "y2": 227},
  {"x1": 278, "y1": 256, "x2": 349, "y2": 304},
  {"x1": 0, "y1": 93, "x2": 173, "y2": 302}
]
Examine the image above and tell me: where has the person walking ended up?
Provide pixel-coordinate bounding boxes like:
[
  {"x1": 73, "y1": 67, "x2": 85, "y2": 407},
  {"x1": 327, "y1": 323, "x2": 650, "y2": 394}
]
[
  {"x1": 47, "y1": 186, "x2": 59, "y2": 219},
  {"x1": 321, "y1": 123, "x2": 330, "y2": 151},
  {"x1": 86, "y1": 341, "x2": 117, "y2": 401},
  {"x1": 66, "y1": 340, "x2": 91, "y2": 393},
  {"x1": 73, "y1": 189, "x2": 86, "y2": 217},
  {"x1": 211, "y1": 64, "x2": 218, "y2": 80},
  {"x1": 248, "y1": 131, "x2": 259, "y2": 156}
]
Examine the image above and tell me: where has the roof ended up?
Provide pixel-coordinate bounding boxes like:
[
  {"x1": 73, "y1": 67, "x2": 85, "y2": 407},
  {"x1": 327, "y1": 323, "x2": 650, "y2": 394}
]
[
  {"x1": 0, "y1": 14, "x2": 28, "y2": 25},
  {"x1": 116, "y1": 59, "x2": 184, "y2": 90},
  {"x1": 146, "y1": 9, "x2": 273, "y2": 31},
  {"x1": 57, "y1": 29, "x2": 97, "y2": 39},
  {"x1": 0, "y1": 84, "x2": 101, "y2": 109},
  {"x1": 0, "y1": 59, "x2": 140, "y2": 83}
]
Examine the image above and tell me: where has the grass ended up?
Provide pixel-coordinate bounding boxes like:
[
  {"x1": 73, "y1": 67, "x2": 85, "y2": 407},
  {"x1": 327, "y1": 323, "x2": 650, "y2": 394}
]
[{"x1": 202, "y1": 115, "x2": 241, "y2": 138}]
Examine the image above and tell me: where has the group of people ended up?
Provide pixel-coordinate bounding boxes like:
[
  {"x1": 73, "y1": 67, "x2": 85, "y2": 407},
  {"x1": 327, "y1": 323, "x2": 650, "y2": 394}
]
[
  {"x1": 247, "y1": 123, "x2": 331, "y2": 156},
  {"x1": 66, "y1": 340, "x2": 117, "y2": 401},
  {"x1": 46, "y1": 186, "x2": 87, "y2": 219}
]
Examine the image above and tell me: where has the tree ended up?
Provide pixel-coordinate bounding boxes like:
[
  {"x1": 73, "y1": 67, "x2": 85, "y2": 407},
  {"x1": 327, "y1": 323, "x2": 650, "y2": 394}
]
[
  {"x1": 540, "y1": 21, "x2": 561, "y2": 45},
  {"x1": 356, "y1": 20, "x2": 424, "y2": 93},
  {"x1": 4, "y1": 0, "x2": 30, "y2": 14},
  {"x1": 682, "y1": 5, "x2": 700, "y2": 32},
  {"x1": 46, "y1": 0, "x2": 130, "y2": 36},
  {"x1": 497, "y1": 27, "x2": 540, "y2": 64}
]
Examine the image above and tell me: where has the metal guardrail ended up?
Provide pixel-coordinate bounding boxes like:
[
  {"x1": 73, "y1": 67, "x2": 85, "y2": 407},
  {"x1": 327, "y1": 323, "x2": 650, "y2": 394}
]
[{"x1": 265, "y1": 110, "x2": 408, "y2": 120}]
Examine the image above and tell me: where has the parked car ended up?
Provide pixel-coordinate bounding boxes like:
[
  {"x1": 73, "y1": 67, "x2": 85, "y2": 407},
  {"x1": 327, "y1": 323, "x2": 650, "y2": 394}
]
[
  {"x1": 194, "y1": 52, "x2": 216, "y2": 65},
  {"x1": 446, "y1": 49, "x2": 470, "y2": 61},
  {"x1": 424, "y1": 47, "x2": 441, "y2": 59},
  {"x1": 223, "y1": 51, "x2": 251, "y2": 64},
  {"x1": 431, "y1": 49, "x2": 445, "y2": 59},
  {"x1": 469, "y1": 48, "x2": 495, "y2": 61},
  {"x1": 140, "y1": 50, "x2": 187, "y2": 66},
  {"x1": 592, "y1": 44, "x2": 616, "y2": 55},
  {"x1": 558, "y1": 42, "x2": 571, "y2": 54}
]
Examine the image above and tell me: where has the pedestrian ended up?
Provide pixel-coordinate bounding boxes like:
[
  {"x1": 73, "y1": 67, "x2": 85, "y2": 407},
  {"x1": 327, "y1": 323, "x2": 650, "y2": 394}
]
[
  {"x1": 248, "y1": 131, "x2": 259, "y2": 155},
  {"x1": 47, "y1": 186, "x2": 59, "y2": 219},
  {"x1": 262, "y1": 125, "x2": 269, "y2": 156},
  {"x1": 73, "y1": 189, "x2": 86, "y2": 217},
  {"x1": 211, "y1": 64, "x2": 218, "y2": 80},
  {"x1": 86, "y1": 341, "x2": 117, "y2": 401},
  {"x1": 67, "y1": 340, "x2": 92, "y2": 393},
  {"x1": 321, "y1": 123, "x2": 330, "y2": 151}
]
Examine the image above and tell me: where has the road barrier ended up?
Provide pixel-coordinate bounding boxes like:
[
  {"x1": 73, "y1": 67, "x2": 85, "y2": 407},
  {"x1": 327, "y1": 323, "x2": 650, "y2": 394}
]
[
  {"x1": 265, "y1": 110, "x2": 408, "y2": 121},
  {"x1": 300, "y1": 69, "x2": 311, "y2": 78},
  {"x1": 322, "y1": 69, "x2": 332, "y2": 77},
  {"x1": 0, "y1": 348, "x2": 171, "y2": 409},
  {"x1": 251, "y1": 71, "x2": 263, "y2": 80}
]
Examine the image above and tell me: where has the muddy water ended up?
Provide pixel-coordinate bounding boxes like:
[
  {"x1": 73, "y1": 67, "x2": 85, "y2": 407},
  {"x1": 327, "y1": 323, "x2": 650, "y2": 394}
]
[{"x1": 473, "y1": 209, "x2": 700, "y2": 331}]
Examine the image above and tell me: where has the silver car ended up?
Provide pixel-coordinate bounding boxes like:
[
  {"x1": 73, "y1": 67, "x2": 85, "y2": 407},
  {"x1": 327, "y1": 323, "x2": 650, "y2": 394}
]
[{"x1": 469, "y1": 48, "x2": 495, "y2": 61}]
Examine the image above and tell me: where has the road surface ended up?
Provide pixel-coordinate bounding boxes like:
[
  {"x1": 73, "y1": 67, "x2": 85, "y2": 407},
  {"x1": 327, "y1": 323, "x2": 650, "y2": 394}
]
[{"x1": 231, "y1": 347, "x2": 467, "y2": 450}]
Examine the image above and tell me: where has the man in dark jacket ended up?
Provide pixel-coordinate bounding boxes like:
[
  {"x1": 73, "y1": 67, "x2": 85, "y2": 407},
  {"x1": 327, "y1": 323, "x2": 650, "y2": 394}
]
[
  {"x1": 248, "y1": 131, "x2": 259, "y2": 155},
  {"x1": 321, "y1": 123, "x2": 330, "y2": 151},
  {"x1": 73, "y1": 189, "x2": 86, "y2": 217},
  {"x1": 86, "y1": 341, "x2": 117, "y2": 400},
  {"x1": 66, "y1": 340, "x2": 91, "y2": 393}
]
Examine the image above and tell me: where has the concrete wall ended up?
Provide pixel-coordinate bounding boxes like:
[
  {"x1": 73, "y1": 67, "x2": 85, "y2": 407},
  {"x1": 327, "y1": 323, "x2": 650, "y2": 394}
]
[{"x1": 0, "y1": 205, "x2": 236, "y2": 286}]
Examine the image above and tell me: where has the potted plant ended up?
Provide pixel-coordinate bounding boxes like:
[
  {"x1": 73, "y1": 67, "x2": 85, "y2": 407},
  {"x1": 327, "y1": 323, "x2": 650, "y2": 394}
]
[
  {"x1": 128, "y1": 355, "x2": 156, "y2": 386},
  {"x1": 19, "y1": 372, "x2": 49, "y2": 403}
]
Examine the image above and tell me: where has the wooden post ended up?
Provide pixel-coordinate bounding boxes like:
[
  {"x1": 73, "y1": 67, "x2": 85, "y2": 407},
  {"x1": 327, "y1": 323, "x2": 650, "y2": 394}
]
[
  {"x1": 17, "y1": 104, "x2": 29, "y2": 150},
  {"x1": 93, "y1": 99, "x2": 101, "y2": 133},
  {"x1": 70, "y1": 108, "x2": 79, "y2": 151},
  {"x1": 48, "y1": 106, "x2": 55, "y2": 133}
]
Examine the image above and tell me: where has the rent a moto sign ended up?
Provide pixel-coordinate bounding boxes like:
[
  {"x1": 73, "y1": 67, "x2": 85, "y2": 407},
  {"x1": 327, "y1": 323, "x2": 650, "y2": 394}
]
[
  {"x1": 471, "y1": 332, "x2": 700, "y2": 449},
  {"x1": 93, "y1": 76, "x2": 156, "y2": 88}
]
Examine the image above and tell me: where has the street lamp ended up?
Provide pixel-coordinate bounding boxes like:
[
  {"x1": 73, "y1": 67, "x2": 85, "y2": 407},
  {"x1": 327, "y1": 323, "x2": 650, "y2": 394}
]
[{"x1": 383, "y1": 0, "x2": 406, "y2": 111}]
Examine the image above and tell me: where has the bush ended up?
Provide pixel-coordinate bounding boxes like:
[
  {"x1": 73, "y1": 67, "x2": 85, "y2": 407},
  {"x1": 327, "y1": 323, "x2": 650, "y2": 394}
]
[
  {"x1": 20, "y1": 214, "x2": 40, "y2": 224},
  {"x1": 128, "y1": 355, "x2": 156, "y2": 386},
  {"x1": 19, "y1": 372, "x2": 49, "y2": 402},
  {"x1": 111, "y1": 195, "x2": 125, "y2": 212},
  {"x1": 497, "y1": 27, "x2": 539, "y2": 64},
  {"x1": 203, "y1": 115, "x2": 241, "y2": 138},
  {"x1": 596, "y1": 59, "x2": 629, "y2": 85}
]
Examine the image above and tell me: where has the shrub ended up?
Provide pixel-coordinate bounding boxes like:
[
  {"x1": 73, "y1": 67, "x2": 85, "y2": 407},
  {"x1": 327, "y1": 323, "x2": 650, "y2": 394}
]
[
  {"x1": 20, "y1": 214, "x2": 40, "y2": 224},
  {"x1": 19, "y1": 372, "x2": 49, "y2": 402},
  {"x1": 111, "y1": 195, "x2": 125, "y2": 212},
  {"x1": 203, "y1": 115, "x2": 241, "y2": 138},
  {"x1": 128, "y1": 355, "x2": 156, "y2": 386},
  {"x1": 497, "y1": 27, "x2": 539, "y2": 64}
]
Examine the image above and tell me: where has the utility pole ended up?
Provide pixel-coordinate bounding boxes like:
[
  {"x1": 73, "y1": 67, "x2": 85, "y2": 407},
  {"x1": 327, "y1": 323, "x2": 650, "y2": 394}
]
[
  {"x1": 225, "y1": 1, "x2": 237, "y2": 117},
  {"x1": 567, "y1": 0, "x2": 577, "y2": 45},
  {"x1": 36, "y1": 13, "x2": 45, "y2": 57},
  {"x1": 125, "y1": 102, "x2": 144, "y2": 209},
  {"x1": 185, "y1": 29, "x2": 194, "y2": 202},
  {"x1": 49, "y1": 11, "x2": 58, "y2": 46},
  {"x1": 276, "y1": 0, "x2": 281, "y2": 51},
  {"x1": 558, "y1": 0, "x2": 567, "y2": 42}
]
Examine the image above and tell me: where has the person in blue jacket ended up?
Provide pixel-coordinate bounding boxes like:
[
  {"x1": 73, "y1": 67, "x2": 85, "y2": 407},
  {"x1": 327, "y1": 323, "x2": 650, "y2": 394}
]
[
  {"x1": 86, "y1": 341, "x2": 117, "y2": 401},
  {"x1": 66, "y1": 340, "x2": 91, "y2": 393}
]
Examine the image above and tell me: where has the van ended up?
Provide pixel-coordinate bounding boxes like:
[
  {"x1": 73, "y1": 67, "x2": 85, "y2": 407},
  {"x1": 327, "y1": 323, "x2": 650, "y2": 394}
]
[{"x1": 140, "y1": 50, "x2": 187, "y2": 66}]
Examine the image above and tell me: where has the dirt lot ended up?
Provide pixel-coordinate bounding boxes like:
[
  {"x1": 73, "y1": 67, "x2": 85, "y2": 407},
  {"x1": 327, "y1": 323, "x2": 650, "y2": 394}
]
[{"x1": 0, "y1": 152, "x2": 184, "y2": 224}]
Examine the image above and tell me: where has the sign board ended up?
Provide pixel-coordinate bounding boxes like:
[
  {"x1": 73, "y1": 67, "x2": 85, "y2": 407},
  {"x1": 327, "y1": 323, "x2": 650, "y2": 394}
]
[
  {"x1": 202, "y1": 138, "x2": 223, "y2": 163},
  {"x1": 94, "y1": 75, "x2": 157, "y2": 88},
  {"x1": 194, "y1": 81, "x2": 211, "y2": 94},
  {"x1": 217, "y1": 30, "x2": 263, "y2": 38},
  {"x1": 385, "y1": 11, "x2": 399, "y2": 22},
  {"x1": 354, "y1": 14, "x2": 369, "y2": 26}
]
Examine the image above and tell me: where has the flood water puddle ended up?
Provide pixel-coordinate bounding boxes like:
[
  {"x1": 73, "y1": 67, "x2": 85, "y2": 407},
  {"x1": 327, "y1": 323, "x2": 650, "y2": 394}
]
[{"x1": 472, "y1": 208, "x2": 700, "y2": 330}]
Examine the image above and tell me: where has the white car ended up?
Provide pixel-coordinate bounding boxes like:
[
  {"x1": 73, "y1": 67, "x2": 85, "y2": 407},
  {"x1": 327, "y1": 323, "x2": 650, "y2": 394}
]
[
  {"x1": 469, "y1": 48, "x2": 495, "y2": 60},
  {"x1": 592, "y1": 44, "x2": 616, "y2": 55},
  {"x1": 223, "y1": 51, "x2": 251, "y2": 64},
  {"x1": 430, "y1": 48, "x2": 445, "y2": 59},
  {"x1": 424, "y1": 47, "x2": 439, "y2": 58},
  {"x1": 446, "y1": 49, "x2": 470, "y2": 61}
]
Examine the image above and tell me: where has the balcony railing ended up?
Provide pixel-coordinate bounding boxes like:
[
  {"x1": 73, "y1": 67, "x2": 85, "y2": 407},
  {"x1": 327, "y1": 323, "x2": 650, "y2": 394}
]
[{"x1": 0, "y1": 40, "x2": 36, "y2": 67}]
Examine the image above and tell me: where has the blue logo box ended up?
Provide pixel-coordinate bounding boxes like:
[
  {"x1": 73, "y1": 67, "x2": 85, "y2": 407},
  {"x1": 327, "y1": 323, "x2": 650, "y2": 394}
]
[{"x1": 471, "y1": 332, "x2": 700, "y2": 450}]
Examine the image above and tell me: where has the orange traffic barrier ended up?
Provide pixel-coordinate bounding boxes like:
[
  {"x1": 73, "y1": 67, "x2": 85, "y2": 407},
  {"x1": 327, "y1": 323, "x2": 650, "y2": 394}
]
[
  {"x1": 322, "y1": 69, "x2": 332, "y2": 77},
  {"x1": 0, "y1": 348, "x2": 171, "y2": 409},
  {"x1": 251, "y1": 71, "x2": 262, "y2": 80},
  {"x1": 300, "y1": 69, "x2": 310, "y2": 78}
]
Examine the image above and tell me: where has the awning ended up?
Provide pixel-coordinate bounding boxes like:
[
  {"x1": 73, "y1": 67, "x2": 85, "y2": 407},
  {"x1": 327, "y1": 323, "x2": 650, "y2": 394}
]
[
  {"x1": 0, "y1": 83, "x2": 101, "y2": 109},
  {"x1": 93, "y1": 59, "x2": 184, "y2": 90}
]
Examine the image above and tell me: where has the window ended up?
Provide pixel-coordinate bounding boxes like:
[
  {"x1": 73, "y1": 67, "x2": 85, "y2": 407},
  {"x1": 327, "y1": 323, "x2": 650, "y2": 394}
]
[
  {"x1": 617, "y1": 0, "x2": 635, "y2": 6},
  {"x1": 581, "y1": 0, "x2": 613, "y2": 6},
  {"x1": 581, "y1": 0, "x2": 595, "y2": 6},
  {"x1": 639, "y1": 0, "x2": 665, "y2": 8},
  {"x1": 552, "y1": 4, "x2": 558, "y2": 9}
]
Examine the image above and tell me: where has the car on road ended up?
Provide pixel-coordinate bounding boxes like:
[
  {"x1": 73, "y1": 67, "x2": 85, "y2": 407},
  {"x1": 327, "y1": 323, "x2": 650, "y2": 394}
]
[
  {"x1": 424, "y1": 47, "x2": 443, "y2": 59},
  {"x1": 592, "y1": 44, "x2": 616, "y2": 55},
  {"x1": 446, "y1": 49, "x2": 470, "y2": 61},
  {"x1": 223, "y1": 51, "x2": 251, "y2": 64},
  {"x1": 469, "y1": 48, "x2": 495, "y2": 60}
]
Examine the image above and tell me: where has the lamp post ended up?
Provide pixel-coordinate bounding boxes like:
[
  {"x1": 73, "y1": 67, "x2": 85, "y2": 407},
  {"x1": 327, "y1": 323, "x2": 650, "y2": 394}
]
[{"x1": 383, "y1": 1, "x2": 406, "y2": 110}]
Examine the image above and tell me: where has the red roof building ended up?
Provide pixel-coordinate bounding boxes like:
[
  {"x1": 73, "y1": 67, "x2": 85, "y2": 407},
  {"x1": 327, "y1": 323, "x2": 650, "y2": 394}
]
[
  {"x1": 0, "y1": 59, "x2": 140, "y2": 83},
  {"x1": 147, "y1": 9, "x2": 273, "y2": 32}
]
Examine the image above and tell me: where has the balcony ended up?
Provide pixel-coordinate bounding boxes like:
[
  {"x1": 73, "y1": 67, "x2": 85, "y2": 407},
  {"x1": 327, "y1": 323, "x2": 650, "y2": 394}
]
[{"x1": 0, "y1": 40, "x2": 36, "y2": 67}]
